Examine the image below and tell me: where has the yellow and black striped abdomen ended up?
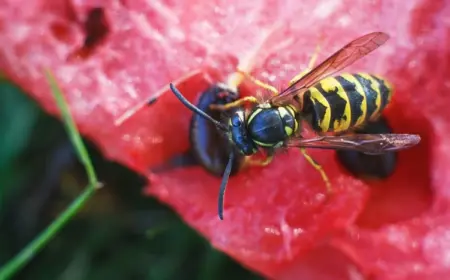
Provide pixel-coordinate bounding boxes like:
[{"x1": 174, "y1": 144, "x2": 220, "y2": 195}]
[{"x1": 302, "y1": 73, "x2": 393, "y2": 133}]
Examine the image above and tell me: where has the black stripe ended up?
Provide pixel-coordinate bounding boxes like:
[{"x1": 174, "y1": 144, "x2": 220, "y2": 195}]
[
  {"x1": 371, "y1": 75, "x2": 390, "y2": 111},
  {"x1": 334, "y1": 76, "x2": 363, "y2": 128},
  {"x1": 302, "y1": 90, "x2": 327, "y2": 132},
  {"x1": 280, "y1": 108, "x2": 296, "y2": 134},
  {"x1": 293, "y1": 95, "x2": 302, "y2": 106},
  {"x1": 354, "y1": 74, "x2": 378, "y2": 121},
  {"x1": 316, "y1": 82, "x2": 347, "y2": 132}
]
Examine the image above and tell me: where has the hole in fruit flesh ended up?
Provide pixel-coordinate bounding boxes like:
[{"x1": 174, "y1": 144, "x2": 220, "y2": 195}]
[
  {"x1": 67, "y1": 7, "x2": 110, "y2": 61},
  {"x1": 351, "y1": 107, "x2": 433, "y2": 229}
]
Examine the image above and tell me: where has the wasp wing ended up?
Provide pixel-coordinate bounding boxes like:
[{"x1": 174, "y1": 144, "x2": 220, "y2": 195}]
[
  {"x1": 286, "y1": 134, "x2": 420, "y2": 155},
  {"x1": 269, "y1": 32, "x2": 389, "y2": 105}
]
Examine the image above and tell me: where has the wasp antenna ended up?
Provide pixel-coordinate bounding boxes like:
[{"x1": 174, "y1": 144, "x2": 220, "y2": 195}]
[
  {"x1": 218, "y1": 152, "x2": 234, "y2": 220},
  {"x1": 169, "y1": 83, "x2": 228, "y2": 131}
]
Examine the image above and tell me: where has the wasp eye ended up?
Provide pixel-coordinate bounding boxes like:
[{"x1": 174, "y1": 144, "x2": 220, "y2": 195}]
[{"x1": 231, "y1": 116, "x2": 242, "y2": 127}]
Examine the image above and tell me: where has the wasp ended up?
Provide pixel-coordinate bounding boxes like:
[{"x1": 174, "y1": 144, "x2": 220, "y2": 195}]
[{"x1": 170, "y1": 31, "x2": 421, "y2": 220}]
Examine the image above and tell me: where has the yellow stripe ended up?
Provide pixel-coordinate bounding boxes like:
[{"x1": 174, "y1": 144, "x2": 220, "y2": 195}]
[
  {"x1": 278, "y1": 107, "x2": 290, "y2": 119},
  {"x1": 253, "y1": 139, "x2": 276, "y2": 147},
  {"x1": 286, "y1": 105, "x2": 299, "y2": 132},
  {"x1": 341, "y1": 74, "x2": 367, "y2": 127},
  {"x1": 247, "y1": 108, "x2": 262, "y2": 125},
  {"x1": 373, "y1": 74, "x2": 394, "y2": 105},
  {"x1": 309, "y1": 87, "x2": 330, "y2": 131},
  {"x1": 360, "y1": 73, "x2": 381, "y2": 120},
  {"x1": 322, "y1": 77, "x2": 352, "y2": 131},
  {"x1": 285, "y1": 105, "x2": 297, "y2": 116},
  {"x1": 284, "y1": 126, "x2": 293, "y2": 136},
  {"x1": 386, "y1": 79, "x2": 393, "y2": 104},
  {"x1": 277, "y1": 107, "x2": 295, "y2": 136}
]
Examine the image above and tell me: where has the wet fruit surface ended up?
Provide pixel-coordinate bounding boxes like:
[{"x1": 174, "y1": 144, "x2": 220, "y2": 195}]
[{"x1": 1, "y1": 0, "x2": 450, "y2": 279}]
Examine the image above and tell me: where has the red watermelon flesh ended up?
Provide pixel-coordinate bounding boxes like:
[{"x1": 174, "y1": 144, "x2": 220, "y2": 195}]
[{"x1": 1, "y1": 0, "x2": 450, "y2": 279}]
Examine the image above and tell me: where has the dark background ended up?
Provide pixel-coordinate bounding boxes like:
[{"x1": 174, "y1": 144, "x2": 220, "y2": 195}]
[{"x1": 0, "y1": 78, "x2": 262, "y2": 279}]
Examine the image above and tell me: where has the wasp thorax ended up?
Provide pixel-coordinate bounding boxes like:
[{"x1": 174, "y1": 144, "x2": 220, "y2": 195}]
[
  {"x1": 246, "y1": 105, "x2": 298, "y2": 148},
  {"x1": 229, "y1": 110, "x2": 258, "y2": 155}
]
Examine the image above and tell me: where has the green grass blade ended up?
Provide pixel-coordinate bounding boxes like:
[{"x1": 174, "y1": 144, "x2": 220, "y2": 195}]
[
  {"x1": 45, "y1": 71, "x2": 98, "y2": 186},
  {"x1": 0, "y1": 70, "x2": 101, "y2": 280}
]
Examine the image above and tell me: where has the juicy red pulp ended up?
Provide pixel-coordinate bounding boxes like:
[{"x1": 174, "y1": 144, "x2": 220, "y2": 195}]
[{"x1": 1, "y1": 0, "x2": 449, "y2": 278}]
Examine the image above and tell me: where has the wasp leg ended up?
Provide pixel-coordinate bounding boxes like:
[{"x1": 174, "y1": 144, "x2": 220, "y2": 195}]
[
  {"x1": 300, "y1": 148, "x2": 332, "y2": 193},
  {"x1": 209, "y1": 96, "x2": 259, "y2": 111},
  {"x1": 288, "y1": 43, "x2": 322, "y2": 86},
  {"x1": 236, "y1": 68, "x2": 279, "y2": 95},
  {"x1": 245, "y1": 154, "x2": 274, "y2": 167}
]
